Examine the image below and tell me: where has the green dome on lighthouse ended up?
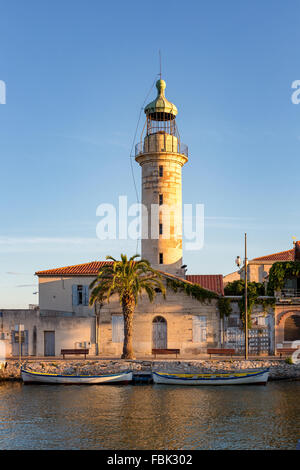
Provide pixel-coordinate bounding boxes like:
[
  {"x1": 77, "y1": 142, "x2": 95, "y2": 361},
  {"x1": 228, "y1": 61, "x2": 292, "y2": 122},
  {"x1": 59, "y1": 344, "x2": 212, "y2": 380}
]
[{"x1": 144, "y1": 79, "x2": 178, "y2": 120}]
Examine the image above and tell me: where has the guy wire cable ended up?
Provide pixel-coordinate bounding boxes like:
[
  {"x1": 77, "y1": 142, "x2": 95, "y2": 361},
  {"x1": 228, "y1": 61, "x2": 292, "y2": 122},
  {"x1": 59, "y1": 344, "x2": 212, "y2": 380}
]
[{"x1": 129, "y1": 75, "x2": 159, "y2": 254}]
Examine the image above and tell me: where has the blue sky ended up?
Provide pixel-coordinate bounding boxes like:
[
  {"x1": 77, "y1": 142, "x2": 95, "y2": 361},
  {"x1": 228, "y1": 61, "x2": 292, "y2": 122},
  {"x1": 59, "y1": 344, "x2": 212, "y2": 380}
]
[{"x1": 1, "y1": 0, "x2": 300, "y2": 307}]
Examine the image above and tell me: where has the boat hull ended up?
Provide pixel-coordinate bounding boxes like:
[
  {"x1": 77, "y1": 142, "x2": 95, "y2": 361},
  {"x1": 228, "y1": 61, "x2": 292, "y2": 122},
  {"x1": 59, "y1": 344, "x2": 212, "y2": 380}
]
[
  {"x1": 21, "y1": 368, "x2": 133, "y2": 385},
  {"x1": 153, "y1": 369, "x2": 269, "y2": 385}
]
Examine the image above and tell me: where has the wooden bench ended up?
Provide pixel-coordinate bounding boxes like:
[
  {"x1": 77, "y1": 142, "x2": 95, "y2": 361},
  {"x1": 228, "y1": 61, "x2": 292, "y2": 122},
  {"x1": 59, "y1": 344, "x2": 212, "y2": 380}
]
[
  {"x1": 152, "y1": 348, "x2": 180, "y2": 358},
  {"x1": 61, "y1": 349, "x2": 89, "y2": 359},
  {"x1": 207, "y1": 348, "x2": 235, "y2": 359},
  {"x1": 276, "y1": 348, "x2": 299, "y2": 358}
]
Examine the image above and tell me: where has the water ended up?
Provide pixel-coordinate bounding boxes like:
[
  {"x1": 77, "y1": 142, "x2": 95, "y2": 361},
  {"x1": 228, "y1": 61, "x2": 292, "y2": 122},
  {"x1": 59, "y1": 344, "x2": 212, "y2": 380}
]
[{"x1": 0, "y1": 381, "x2": 299, "y2": 450}]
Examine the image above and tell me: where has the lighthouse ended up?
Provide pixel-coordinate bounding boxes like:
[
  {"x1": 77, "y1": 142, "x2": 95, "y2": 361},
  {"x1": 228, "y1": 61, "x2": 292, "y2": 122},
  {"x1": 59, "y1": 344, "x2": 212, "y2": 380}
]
[{"x1": 135, "y1": 79, "x2": 188, "y2": 275}]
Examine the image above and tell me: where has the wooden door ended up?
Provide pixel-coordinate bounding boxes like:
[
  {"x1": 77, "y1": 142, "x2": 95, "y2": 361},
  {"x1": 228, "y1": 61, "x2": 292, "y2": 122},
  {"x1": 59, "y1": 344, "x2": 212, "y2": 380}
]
[
  {"x1": 193, "y1": 316, "x2": 207, "y2": 344},
  {"x1": 11, "y1": 330, "x2": 28, "y2": 356},
  {"x1": 152, "y1": 316, "x2": 167, "y2": 349},
  {"x1": 44, "y1": 331, "x2": 55, "y2": 356}
]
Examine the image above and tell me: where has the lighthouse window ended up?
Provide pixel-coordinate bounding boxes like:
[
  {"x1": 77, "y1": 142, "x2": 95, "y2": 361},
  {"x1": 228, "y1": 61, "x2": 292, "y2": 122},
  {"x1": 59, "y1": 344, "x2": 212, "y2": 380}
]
[
  {"x1": 159, "y1": 223, "x2": 163, "y2": 235},
  {"x1": 159, "y1": 253, "x2": 163, "y2": 264},
  {"x1": 159, "y1": 166, "x2": 163, "y2": 177},
  {"x1": 159, "y1": 194, "x2": 163, "y2": 205}
]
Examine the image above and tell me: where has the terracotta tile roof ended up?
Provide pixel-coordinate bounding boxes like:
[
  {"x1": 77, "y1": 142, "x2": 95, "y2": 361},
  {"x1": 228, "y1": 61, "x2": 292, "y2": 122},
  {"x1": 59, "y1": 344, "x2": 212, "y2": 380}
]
[
  {"x1": 186, "y1": 274, "x2": 224, "y2": 296},
  {"x1": 157, "y1": 271, "x2": 222, "y2": 296},
  {"x1": 35, "y1": 261, "x2": 113, "y2": 276},
  {"x1": 35, "y1": 262, "x2": 223, "y2": 295},
  {"x1": 252, "y1": 249, "x2": 294, "y2": 262}
]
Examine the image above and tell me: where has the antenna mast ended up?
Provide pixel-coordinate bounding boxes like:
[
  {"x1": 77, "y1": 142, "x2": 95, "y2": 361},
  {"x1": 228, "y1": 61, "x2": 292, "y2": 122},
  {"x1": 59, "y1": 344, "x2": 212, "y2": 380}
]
[{"x1": 159, "y1": 49, "x2": 162, "y2": 79}]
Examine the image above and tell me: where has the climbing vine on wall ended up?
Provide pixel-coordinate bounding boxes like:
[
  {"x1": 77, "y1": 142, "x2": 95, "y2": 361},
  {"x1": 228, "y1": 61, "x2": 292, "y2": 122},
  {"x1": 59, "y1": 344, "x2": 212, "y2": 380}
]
[
  {"x1": 267, "y1": 261, "x2": 300, "y2": 295},
  {"x1": 166, "y1": 278, "x2": 218, "y2": 303},
  {"x1": 217, "y1": 297, "x2": 232, "y2": 318},
  {"x1": 224, "y1": 280, "x2": 265, "y2": 297},
  {"x1": 166, "y1": 277, "x2": 275, "y2": 328},
  {"x1": 224, "y1": 280, "x2": 275, "y2": 328},
  {"x1": 166, "y1": 277, "x2": 236, "y2": 320}
]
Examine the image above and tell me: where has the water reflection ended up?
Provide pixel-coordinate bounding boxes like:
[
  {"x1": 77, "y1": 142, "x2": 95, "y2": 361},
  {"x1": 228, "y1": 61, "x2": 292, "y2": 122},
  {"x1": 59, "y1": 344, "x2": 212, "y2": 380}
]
[{"x1": 0, "y1": 381, "x2": 299, "y2": 449}]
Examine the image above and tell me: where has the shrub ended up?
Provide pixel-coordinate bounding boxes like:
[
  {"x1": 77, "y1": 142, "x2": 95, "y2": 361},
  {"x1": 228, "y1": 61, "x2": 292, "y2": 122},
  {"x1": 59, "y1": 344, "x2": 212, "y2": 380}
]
[{"x1": 285, "y1": 356, "x2": 293, "y2": 365}]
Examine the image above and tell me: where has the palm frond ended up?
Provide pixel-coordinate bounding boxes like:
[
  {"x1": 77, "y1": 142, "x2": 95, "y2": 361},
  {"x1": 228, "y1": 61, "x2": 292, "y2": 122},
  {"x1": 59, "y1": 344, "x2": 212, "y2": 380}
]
[{"x1": 89, "y1": 253, "x2": 166, "y2": 308}]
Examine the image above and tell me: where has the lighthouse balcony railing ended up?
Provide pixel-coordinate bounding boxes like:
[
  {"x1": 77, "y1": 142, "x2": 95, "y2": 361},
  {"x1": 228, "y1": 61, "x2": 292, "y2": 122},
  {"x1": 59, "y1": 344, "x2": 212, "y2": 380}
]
[{"x1": 135, "y1": 141, "x2": 188, "y2": 158}]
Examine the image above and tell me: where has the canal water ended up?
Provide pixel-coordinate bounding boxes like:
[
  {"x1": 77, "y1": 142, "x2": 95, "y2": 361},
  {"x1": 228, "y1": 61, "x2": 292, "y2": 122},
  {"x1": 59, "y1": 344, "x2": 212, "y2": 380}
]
[{"x1": 0, "y1": 381, "x2": 299, "y2": 450}]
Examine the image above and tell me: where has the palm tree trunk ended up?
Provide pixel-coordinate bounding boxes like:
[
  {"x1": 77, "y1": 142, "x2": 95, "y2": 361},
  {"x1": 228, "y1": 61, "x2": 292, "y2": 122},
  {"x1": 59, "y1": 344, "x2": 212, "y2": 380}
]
[{"x1": 121, "y1": 294, "x2": 135, "y2": 359}]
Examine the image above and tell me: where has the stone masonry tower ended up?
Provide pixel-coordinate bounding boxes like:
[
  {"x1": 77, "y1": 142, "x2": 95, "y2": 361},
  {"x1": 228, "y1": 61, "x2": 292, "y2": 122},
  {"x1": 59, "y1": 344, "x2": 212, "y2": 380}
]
[{"x1": 135, "y1": 78, "x2": 188, "y2": 275}]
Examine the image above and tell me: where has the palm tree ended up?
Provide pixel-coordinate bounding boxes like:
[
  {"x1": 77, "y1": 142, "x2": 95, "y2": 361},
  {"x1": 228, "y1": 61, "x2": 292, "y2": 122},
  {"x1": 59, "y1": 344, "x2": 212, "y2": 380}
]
[{"x1": 89, "y1": 254, "x2": 166, "y2": 359}]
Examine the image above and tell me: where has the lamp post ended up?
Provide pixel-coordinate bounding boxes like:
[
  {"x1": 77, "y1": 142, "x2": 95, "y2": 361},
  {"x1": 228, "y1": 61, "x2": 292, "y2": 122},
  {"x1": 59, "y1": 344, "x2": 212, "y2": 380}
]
[
  {"x1": 235, "y1": 233, "x2": 248, "y2": 360},
  {"x1": 244, "y1": 233, "x2": 248, "y2": 360}
]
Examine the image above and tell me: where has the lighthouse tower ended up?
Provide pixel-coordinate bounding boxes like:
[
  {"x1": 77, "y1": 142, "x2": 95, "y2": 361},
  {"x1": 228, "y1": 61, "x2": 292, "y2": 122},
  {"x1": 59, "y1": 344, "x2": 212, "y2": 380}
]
[{"x1": 135, "y1": 78, "x2": 188, "y2": 275}]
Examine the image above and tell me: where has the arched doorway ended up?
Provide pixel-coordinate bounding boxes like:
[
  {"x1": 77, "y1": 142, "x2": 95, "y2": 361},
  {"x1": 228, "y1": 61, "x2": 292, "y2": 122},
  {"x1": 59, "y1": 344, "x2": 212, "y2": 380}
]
[
  {"x1": 284, "y1": 315, "x2": 300, "y2": 342},
  {"x1": 152, "y1": 316, "x2": 167, "y2": 349}
]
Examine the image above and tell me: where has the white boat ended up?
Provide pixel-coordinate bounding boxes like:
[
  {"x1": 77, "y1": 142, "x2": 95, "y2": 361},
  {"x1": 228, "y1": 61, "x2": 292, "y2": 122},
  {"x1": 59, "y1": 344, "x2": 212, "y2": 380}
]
[
  {"x1": 21, "y1": 368, "x2": 133, "y2": 385},
  {"x1": 153, "y1": 369, "x2": 269, "y2": 385}
]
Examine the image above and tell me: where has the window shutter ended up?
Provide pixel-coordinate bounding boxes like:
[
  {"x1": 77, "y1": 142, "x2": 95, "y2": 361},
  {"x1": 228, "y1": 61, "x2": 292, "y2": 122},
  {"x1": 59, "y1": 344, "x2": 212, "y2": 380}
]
[
  {"x1": 72, "y1": 285, "x2": 78, "y2": 306},
  {"x1": 193, "y1": 316, "x2": 201, "y2": 342},
  {"x1": 200, "y1": 316, "x2": 207, "y2": 342},
  {"x1": 193, "y1": 316, "x2": 207, "y2": 343},
  {"x1": 112, "y1": 315, "x2": 124, "y2": 343},
  {"x1": 83, "y1": 285, "x2": 89, "y2": 306}
]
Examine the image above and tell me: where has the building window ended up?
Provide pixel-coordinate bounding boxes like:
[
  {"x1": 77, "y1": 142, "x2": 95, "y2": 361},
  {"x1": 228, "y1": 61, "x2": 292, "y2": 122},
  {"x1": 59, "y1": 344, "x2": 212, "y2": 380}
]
[
  {"x1": 193, "y1": 316, "x2": 207, "y2": 343},
  {"x1": 159, "y1": 194, "x2": 163, "y2": 205},
  {"x1": 112, "y1": 315, "x2": 124, "y2": 343},
  {"x1": 159, "y1": 223, "x2": 163, "y2": 235},
  {"x1": 227, "y1": 316, "x2": 241, "y2": 328},
  {"x1": 77, "y1": 285, "x2": 83, "y2": 305},
  {"x1": 159, "y1": 166, "x2": 163, "y2": 177},
  {"x1": 72, "y1": 285, "x2": 89, "y2": 306},
  {"x1": 257, "y1": 316, "x2": 266, "y2": 326},
  {"x1": 159, "y1": 253, "x2": 163, "y2": 264}
]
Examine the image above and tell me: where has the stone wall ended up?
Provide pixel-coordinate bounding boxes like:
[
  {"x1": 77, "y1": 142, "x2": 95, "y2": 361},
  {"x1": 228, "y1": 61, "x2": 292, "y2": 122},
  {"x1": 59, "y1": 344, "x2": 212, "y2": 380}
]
[
  {"x1": 0, "y1": 309, "x2": 96, "y2": 356},
  {"x1": 239, "y1": 262, "x2": 273, "y2": 283},
  {"x1": 0, "y1": 283, "x2": 221, "y2": 358},
  {"x1": 223, "y1": 271, "x2": 240, "y2": 286},
  {"x1": 1, "y1": 359, "x2": 299, "y2": 381},
  {"x1": 135, "y1": 133, "x2": 188, "y2": 274},
  {"x1": 38, "y1": 275, "x2": 96, "y2": 313},
  {"x1": 98, "y1": 290, "x2": 220, "y2": 356}
]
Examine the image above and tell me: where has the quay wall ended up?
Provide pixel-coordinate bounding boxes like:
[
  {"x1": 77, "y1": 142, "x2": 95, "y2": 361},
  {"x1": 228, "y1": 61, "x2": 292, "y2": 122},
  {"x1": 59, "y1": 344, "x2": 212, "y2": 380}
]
[{"x1": 1, "y1": 359, "x2": 300, "y2": 381}]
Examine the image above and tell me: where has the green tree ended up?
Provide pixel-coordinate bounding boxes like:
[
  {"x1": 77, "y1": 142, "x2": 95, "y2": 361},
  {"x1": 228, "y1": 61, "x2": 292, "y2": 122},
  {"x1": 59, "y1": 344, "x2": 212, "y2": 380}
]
[{"x1": 89, "y1": 254, "x2": 166, "y2": 359}]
